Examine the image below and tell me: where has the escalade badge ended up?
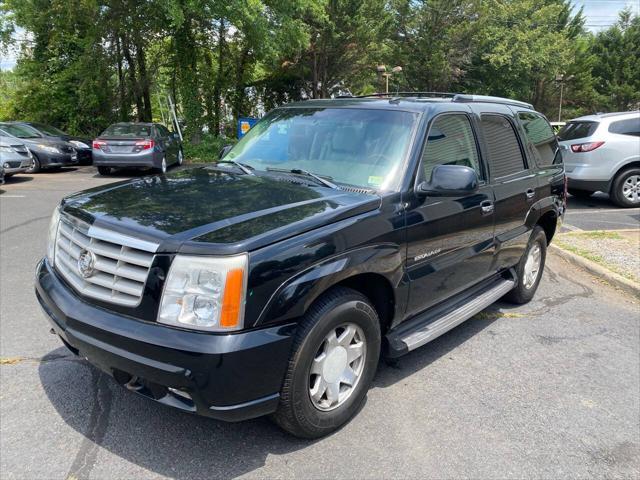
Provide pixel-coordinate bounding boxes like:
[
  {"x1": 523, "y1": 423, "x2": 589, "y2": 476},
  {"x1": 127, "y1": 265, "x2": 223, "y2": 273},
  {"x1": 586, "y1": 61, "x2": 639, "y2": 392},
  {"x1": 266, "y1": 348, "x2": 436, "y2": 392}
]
[{"x1": 77, "y1": 250, "x2": 97, "y2": 278}]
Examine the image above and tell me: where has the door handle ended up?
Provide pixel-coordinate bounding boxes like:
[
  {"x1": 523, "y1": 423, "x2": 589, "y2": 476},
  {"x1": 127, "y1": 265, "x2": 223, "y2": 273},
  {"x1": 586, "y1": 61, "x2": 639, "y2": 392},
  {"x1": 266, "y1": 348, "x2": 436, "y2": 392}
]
[
  {"x1": 480, "y1": 200, "x2": 494, "y2": 215},
  {"x1": 525, "y1": 188, "x2": 536, "y2": 200}
]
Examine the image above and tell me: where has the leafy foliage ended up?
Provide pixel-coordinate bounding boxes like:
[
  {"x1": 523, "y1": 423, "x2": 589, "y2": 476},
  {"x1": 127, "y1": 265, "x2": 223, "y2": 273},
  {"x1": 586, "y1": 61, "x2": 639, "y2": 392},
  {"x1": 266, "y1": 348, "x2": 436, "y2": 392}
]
[{"x1": 0, "y1": 0, "x2": 638, "y2": 145}]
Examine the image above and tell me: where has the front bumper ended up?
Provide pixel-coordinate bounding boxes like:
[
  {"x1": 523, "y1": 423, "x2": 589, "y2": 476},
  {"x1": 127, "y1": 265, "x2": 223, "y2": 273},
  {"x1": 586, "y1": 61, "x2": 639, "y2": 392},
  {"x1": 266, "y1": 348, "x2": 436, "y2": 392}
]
[
  {"x1": 37, "y1": 151, "x2": 78, "y2": 167},
  {"x1": 35, "y1": 258, "x2": 296, "y2": 421}
]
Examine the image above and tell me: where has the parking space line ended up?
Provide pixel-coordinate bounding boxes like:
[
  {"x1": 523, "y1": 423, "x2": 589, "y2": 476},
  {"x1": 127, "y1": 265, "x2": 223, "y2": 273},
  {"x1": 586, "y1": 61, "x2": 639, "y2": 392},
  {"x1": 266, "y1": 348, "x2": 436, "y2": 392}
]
[
  {"x1": 566, "y1": 208, "x2": 640, "y2": 214},
  {"x1": 0, "y1": 195, "x2": 26, "y2": 198}
]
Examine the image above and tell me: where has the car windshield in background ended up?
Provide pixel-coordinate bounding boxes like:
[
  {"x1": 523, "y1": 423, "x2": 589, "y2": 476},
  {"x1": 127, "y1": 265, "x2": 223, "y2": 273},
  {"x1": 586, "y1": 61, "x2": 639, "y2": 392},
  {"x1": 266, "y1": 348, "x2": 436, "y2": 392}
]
[
  {"x1": 226, "y1": 108, "x2": 418, "y2": 190},
  {"x1": 101, "y1": 124, "x2": 152, "y2": 137},
  {"x1": 31, "y1": 123, "x2": 67, "y2": 136},
  {"x1": 557, "y1": 121, "x2": 599, "y2": 141},
  {"x1": 0, "y1": 123, "x2": 42, "y2": 139}
]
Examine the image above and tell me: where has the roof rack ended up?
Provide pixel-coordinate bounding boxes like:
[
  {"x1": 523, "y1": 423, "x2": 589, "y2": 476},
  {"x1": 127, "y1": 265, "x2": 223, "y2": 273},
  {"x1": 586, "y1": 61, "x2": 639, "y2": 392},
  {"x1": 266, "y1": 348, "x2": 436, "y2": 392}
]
[
  {"x1": 337, "y1": 91, "x2": 534, "y2": 109},
  {"x1": 452, "y1": 94, "x2": 534, "y2": 110}
]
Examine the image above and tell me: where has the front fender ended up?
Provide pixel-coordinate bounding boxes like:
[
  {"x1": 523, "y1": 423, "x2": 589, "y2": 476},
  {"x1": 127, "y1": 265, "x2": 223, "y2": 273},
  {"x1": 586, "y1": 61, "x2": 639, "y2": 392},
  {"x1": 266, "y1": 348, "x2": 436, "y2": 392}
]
[{"x1": 256, "y1": 244, "x2": 406, "y2": 326}]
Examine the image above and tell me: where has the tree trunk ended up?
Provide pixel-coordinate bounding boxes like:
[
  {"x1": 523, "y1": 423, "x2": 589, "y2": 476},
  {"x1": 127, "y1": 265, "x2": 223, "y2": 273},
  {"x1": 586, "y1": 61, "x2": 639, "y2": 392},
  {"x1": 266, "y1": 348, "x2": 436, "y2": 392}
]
[
  {"x1": 121, "y1": 36, "x2": 143, "y2": 121},
  {"x1": 213, "y1": 19, "x2": 226, "y2": 136},
  {"x1": 115, "y1": 35, "x2": 128, "y2": 121},
  {"x1": 136, "y1": 42, "x2": 152, "y2": 122}
]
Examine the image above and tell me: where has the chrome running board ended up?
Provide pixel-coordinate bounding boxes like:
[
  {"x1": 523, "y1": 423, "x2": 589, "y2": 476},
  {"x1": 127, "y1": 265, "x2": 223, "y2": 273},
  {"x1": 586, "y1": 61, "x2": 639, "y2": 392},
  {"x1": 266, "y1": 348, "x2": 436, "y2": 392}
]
[{"x1": 386, "y1": 274, "x2": 516, "y2": 357}]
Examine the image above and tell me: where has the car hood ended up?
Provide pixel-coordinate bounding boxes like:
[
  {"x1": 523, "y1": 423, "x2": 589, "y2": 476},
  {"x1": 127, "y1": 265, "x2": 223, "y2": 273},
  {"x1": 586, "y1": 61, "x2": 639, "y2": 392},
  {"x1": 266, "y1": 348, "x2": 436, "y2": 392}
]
[
  {"x1": 61, "y1": 167, "x2": 381, "y2": 254},
  {"x1": 14, "y1": 137, "x2": 69, "y2": 148}
]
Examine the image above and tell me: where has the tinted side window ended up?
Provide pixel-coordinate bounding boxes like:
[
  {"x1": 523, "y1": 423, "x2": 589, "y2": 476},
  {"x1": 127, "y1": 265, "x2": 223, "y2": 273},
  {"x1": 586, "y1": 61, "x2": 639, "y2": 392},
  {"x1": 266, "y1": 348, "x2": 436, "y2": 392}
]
[
  {"x1": 608, "y1": 118, "x2": 640, "y2": 137},
  {"x1": 557, "y1": 121, "x2": 599, "y2": 141},
  {"x1": 422, "y1": 114, "x2": 481, "y2": 180},
  {"x1": 518, "y1": 112, "x2": 559, "y2": 166},
  {"x1": 481, "y1": 114, "x2": 526, "y2": 178}
]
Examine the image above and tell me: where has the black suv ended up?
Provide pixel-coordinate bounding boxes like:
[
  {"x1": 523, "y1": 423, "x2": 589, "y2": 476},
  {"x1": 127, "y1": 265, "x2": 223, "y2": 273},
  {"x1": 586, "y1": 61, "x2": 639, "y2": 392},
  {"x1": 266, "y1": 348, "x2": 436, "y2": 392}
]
[{"x1": 36, "y1": 94, "x2": 565, "y2": 438}]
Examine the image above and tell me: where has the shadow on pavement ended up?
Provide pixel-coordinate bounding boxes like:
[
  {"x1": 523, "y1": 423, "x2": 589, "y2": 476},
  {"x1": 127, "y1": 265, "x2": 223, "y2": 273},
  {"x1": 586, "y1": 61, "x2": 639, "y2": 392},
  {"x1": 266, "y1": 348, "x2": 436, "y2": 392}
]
[
  {"x1": 38, "y1": 311, "x2": 499, "y2": 479},
  {"x1": 1, "y1": 175, "x2": 34, "y2": 186}
]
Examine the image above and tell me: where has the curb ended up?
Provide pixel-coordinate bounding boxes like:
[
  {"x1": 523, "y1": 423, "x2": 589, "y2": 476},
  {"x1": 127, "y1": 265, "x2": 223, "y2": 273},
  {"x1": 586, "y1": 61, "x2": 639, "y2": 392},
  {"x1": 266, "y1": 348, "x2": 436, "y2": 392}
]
[{"x1": 549, "y1": 244, "x2": 640, "y2": 299}]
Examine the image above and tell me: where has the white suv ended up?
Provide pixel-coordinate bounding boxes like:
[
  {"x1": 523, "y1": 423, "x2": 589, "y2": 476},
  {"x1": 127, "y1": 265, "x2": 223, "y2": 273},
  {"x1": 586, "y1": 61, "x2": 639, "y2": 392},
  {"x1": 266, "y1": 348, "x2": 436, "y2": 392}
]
[{"x1": 558, "y1": 111, "x2": 640, "y2": 207}]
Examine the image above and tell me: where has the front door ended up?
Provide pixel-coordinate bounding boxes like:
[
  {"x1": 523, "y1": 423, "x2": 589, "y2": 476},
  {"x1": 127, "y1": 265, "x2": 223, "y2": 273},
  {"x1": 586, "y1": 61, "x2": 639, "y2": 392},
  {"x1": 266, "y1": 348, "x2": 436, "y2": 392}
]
[{"x1": 405, "y1": 112, "x2": 495, "y2": 318}]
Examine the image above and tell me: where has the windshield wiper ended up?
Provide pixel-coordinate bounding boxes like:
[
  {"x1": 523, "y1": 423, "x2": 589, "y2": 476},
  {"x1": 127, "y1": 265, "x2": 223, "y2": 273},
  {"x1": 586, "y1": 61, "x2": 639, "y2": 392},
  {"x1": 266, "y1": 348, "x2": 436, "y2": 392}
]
[
  {"x1": 216, "y1": 160, "x2": 254, "y2": 175},
  {"x1": 266, "y1": 167, "x2": 339, "y2": 189}
]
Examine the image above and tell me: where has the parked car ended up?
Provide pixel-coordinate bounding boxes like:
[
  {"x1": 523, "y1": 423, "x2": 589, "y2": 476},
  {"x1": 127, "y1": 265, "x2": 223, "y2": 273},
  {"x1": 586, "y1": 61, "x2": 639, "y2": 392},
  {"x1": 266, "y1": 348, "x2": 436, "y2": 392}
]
[
  {"x1": 0, "y1": 122, "x2": 78, "y2": 173},
  {"x1": 17, "y1": 122, "x2": 92, "y2": 165},
  {"x1": 0, "y1": 134, "x2": 33, "y2": 178},
  {"x1": 558, "y1": 111, "x2": 640, "y2": 207},
  {"x1": 36, "y1": 94, "x2": 565, "y2": 438},
  {"x1": 92, "y1": 122, "x2": 183, "y2": 175},
  {"x1": 550, "y1": 121, "x2": 565, "y2": 134}
]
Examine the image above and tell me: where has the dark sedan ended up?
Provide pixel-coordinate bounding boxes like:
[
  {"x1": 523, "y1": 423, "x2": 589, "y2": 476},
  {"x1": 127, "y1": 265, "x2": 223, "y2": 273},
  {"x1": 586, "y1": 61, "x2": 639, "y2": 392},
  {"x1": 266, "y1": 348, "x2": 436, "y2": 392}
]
[
  {"x1": 0, "y1": 123, "x2": 78, "y2": 173},
  {"x1": 92, "y1": 122, "x2": 183, "y2": 175},
  {"x1": 19, "y1": 122, "x2": 92, "y2": 165}
]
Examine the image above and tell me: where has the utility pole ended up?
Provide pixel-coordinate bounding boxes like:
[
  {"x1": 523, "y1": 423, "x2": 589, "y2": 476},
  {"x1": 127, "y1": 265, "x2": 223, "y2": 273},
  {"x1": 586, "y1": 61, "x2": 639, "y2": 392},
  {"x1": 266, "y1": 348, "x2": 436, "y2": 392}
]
[{"x1": 555, "y1": 74, "x2": 574, "y2": 122}]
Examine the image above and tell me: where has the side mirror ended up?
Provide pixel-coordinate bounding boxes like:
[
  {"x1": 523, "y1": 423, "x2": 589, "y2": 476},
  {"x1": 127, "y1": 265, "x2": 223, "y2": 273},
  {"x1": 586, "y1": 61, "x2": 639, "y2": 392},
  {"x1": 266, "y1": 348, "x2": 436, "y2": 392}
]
[
  {"x1": 219, "y1": 145, "x2": 233, "y2": 159},
  {"x1": 417, "y1": 164, "x2": 479, "y2": 196}
]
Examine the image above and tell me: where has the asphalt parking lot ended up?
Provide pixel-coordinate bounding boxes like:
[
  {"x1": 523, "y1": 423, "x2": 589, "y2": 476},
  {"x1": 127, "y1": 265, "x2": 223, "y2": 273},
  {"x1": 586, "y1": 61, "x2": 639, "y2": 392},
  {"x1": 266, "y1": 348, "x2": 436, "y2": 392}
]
[{"x1": 1, "y1": 167, "x2": 639, "y2": 479}]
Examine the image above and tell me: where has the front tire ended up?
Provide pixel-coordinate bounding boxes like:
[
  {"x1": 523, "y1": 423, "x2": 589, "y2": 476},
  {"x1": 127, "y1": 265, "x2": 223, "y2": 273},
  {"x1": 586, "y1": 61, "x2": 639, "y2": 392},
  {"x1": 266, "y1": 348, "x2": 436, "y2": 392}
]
[
  {"x1": 26, "y1": 155, "x2": 41, "y2": 174},
  {"x1": 504, "y1": 226, "x2": 547, "y2": 305},
  {"x1": 611, "y1": 168, "x2": 640, "y2": 208},
  {"x1": 177, "y1": 148, "x2": 184, "y2": 166},
  {"x1": 272, "y1": 287, "x2": 381, "y2": 438},
  {"x1": 97, "y1": 166, "x2": 111, "y2": 176}
]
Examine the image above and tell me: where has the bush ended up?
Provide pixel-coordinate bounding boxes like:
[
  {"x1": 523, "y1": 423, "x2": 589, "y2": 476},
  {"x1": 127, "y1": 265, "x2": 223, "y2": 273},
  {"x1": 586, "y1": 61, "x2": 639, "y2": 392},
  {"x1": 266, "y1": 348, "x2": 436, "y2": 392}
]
[{"x1": 183, "y1": 134, "x2": 235, "y2": 163}]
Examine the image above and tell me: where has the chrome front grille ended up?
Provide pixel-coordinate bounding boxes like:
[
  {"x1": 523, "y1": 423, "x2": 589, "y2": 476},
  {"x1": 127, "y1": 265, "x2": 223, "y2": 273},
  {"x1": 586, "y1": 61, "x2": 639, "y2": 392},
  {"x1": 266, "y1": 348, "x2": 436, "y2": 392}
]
[{"x1": 54, "y1": 215, "x2": 155, "y2": 307}]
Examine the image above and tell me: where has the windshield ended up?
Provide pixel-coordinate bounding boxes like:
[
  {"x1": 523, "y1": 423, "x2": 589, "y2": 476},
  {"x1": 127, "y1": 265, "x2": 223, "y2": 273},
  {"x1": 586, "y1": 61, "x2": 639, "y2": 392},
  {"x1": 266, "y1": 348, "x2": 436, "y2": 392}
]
[
  {"x1": 226, "y1": 108, "x2": 419, "y2": 190},
  {"x1": 0, "y1": 123, "x2": 42, "y2": 139},
  {"x1": 557, "y1": 121, "x2": 599, "y2": 141},
  {"x1": 101, "y1": 124, "x2": 153, "y2": 137},
  {"x1": 31, "y1": 123, "x2": 67, "y2": 136}
]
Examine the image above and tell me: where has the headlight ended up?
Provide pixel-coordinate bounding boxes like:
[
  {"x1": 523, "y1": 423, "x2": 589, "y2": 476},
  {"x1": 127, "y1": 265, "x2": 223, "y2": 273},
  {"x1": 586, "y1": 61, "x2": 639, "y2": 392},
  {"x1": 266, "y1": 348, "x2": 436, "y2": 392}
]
[
  {"x1": 70, "y1": 140, "x2": 90, "y2": 149},
  {"x1": 37, "y1": 144, "x2": 61, "y2": 154},
  {"x1": 47, "y1": 206, "x2": 61, "y2": 266},
  {"x1": 0, "y1": 145, "x2": 13, "y2": 153},
  {"x1": 158, "y1": 254, "x2": 248, "y2": 331}
]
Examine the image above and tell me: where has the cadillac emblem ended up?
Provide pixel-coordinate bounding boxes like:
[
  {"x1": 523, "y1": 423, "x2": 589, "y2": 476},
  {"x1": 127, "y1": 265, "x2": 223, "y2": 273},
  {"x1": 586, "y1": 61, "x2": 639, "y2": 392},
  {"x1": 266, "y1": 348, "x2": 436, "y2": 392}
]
[{"x1": 77, "y1": 250, "x2": 96, "y2": 278}]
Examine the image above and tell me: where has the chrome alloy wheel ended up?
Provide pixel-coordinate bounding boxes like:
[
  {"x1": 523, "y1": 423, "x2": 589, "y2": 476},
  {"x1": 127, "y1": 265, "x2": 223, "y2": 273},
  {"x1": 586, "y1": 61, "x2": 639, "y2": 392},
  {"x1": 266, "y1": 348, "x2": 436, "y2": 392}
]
[
  {"x1": 523, "y1": 243, "x2": 542, "y2": 289},
  {"x1": 308, "y1": 323, "x2": 366, "y2": 411},
  {"x1": 622, "y1": 174, "x2": 640, "y2": 204},
  {"x1": 161, "y1": 157, "x2": 167, "y2": 173}
]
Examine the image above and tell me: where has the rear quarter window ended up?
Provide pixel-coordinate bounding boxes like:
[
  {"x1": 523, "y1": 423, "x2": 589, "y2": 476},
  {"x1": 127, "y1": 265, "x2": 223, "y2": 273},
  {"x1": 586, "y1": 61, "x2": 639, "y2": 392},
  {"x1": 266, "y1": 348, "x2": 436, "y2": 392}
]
[
  {"x1": 608, "y1": 118, "x2": 640, "y2": 137},
  {"x1": 517, "y1": 112, "x2": 560, "y2": 166},
  {"x1": 557, "y1": 121, "x2": 599, "y2": 141}
]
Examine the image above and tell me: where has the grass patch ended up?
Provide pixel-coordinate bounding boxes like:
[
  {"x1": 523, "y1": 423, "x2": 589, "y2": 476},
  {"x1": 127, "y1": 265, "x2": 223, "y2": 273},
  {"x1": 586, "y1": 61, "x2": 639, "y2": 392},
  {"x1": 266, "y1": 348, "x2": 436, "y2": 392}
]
[
  {"x1": 556, "y1": 239, "x2": 637, "y2": 282},
  {"x1": 562, "y1": 230, "x2": 623, "y2": 240},
  {"x1": 183, "y1": 134, "x2": 235, "y2": 163}
]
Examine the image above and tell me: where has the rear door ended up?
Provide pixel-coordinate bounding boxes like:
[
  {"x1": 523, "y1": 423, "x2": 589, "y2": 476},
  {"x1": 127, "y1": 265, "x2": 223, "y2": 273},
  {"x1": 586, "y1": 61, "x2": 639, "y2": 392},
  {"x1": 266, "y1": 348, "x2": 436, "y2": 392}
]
[
  {"x1": 471, "y1": 105, "x2": 537, "y2": 271},
  {"x1": 405, "y1": 110, "x2": 495, "y2": 317},
  {"x1": 156, "y1": 124, "x2": 177, "y2": 162}
]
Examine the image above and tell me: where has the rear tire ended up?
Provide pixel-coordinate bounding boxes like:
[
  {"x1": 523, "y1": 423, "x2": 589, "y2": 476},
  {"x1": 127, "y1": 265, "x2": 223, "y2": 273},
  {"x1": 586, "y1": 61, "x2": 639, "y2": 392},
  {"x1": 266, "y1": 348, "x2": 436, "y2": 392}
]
[
  {"x1": 568, "y1": 188, "x2": 594, "y2": 198},
  {"x1": 503, "y1": 226, "x2": 547, "y2": 305},
  {"x1": 155, "y1": 156, "x2": 167, "y2": 174},
  {"x1": 611, "y1": 167, "x2": 640, "y2": 208},
  {"x1": 97, "y1": 166, "x2": 111, "y2": 175},
  {"x1": 272, "y1": 287, "x2": 381, "y2": 439},
  {"x1": 26, "y1": 155, "x2": 41, "y2": 174}
]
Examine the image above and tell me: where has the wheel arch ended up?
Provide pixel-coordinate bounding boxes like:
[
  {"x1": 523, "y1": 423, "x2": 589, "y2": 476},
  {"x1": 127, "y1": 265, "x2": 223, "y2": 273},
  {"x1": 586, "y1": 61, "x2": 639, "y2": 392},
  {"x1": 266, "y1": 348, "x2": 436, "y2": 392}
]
[{"x1": 255, "y1": 245, "x2": 405, "y2": 334}]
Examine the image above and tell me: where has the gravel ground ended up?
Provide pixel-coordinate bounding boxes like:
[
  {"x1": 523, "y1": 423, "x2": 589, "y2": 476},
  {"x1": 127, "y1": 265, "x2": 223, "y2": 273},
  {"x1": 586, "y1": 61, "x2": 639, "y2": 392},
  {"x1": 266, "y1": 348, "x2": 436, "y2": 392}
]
[{"x1": 556, "y1": 230, "x2": 640, "y2": 283}]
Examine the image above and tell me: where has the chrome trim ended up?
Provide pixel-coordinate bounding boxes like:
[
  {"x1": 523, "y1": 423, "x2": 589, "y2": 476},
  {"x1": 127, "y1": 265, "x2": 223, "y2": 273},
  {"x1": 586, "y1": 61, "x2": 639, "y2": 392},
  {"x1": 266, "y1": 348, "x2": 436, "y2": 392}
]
[{"x1": 88, "y1": 225, "x2": 159, "y2": 253}]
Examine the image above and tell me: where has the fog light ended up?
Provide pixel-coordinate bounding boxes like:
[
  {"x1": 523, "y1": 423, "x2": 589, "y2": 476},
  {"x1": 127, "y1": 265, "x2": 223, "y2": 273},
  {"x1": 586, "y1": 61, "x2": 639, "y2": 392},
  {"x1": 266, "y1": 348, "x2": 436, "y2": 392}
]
[{"x1": 3, "y1": 162, "x2": 9, "y2": 168}]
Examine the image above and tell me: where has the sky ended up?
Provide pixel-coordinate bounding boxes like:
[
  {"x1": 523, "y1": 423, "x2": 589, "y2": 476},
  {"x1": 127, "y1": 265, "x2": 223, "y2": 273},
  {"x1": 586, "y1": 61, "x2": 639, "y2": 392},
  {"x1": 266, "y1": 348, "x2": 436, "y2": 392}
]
[{"x1": 1, "y1": 0, "x2": 639, "y2": 71}]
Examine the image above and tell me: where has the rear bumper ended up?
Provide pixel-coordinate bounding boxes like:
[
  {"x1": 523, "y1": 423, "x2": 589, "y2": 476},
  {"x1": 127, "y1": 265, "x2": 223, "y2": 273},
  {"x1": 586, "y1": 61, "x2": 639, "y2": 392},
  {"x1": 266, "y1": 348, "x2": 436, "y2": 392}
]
[
  {"x1": 35, "y1": 258, "x2": 296, "y2": 422},
  {"x1": 93, "y1": 149, "x2": 157, "y2": 168},
  {"x1": 567, "y1": 178, "x2": 611, "y2": 193}
]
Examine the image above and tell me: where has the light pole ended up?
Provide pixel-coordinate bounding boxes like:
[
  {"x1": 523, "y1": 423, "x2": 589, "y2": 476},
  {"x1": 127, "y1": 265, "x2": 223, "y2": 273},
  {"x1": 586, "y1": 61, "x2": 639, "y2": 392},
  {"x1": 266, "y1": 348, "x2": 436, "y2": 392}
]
[
  {"x1": 376, "y1": 65, "x2": 403, "y2": 94},
  {"x1": 556, "y1": 74, "x2": 574, "y2": 122}
]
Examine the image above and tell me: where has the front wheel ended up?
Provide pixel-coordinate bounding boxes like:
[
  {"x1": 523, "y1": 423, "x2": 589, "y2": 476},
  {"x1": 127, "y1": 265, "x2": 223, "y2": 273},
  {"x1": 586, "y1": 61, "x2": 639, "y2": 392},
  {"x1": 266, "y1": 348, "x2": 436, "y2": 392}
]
[
  {"x1": 504, "y1": 226, "x2": 547, "y2": 305},
  {"x1": 272, "y1": 287, "x2": 381, "y2": 438},
  {"x1": 97, "y1": 166, "x2": 111, "y2": 176},
  {"x1": 26, "y1": 155, "x2": 41, "y2": 174},
  {"x1": 611, "y1": 168, "x2": 640, "y2": 207},
  {"x1": 177, "y1": 148, "x2": 184, "y2": 166}
]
